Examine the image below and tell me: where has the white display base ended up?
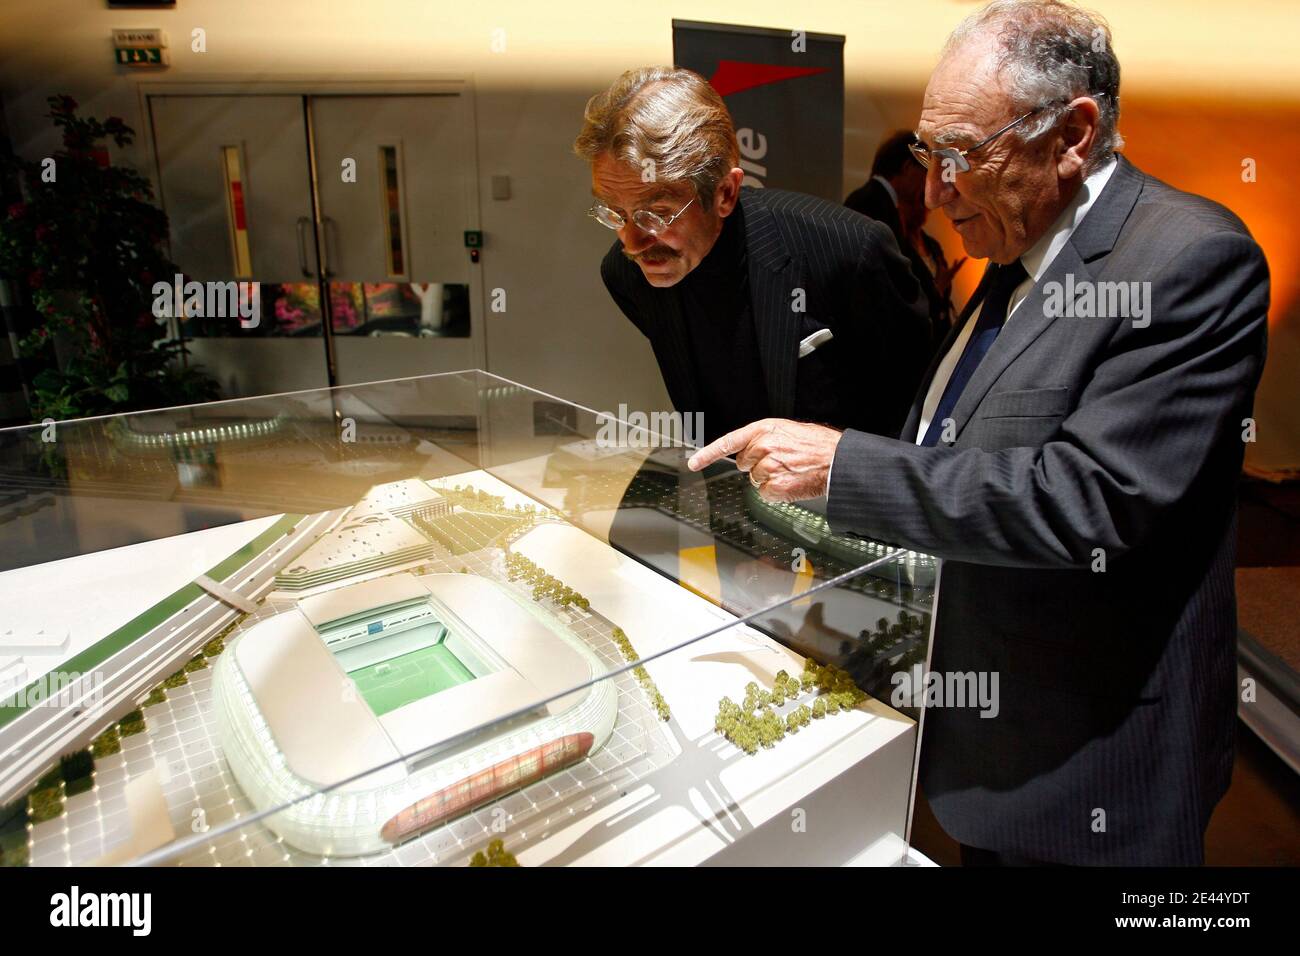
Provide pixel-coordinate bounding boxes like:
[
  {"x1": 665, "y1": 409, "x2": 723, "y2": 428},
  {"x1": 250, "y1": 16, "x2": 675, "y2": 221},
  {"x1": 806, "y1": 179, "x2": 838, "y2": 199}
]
[
  {"x1": 466, "y1": 471, "x2": 919, "y2": 866},
  {"x1": 0, "y1": 516, "x2": 280, "y2": 677},
  {"x1": 12, "y1": 467, "x2": 921, "y2": 867}
]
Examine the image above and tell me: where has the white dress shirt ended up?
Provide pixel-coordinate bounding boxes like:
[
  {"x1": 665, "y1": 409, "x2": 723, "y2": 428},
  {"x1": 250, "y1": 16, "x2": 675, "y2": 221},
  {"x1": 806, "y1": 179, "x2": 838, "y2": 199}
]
[{"x1": 914, "y1": 156, "x2": 1118, "y2": 445}]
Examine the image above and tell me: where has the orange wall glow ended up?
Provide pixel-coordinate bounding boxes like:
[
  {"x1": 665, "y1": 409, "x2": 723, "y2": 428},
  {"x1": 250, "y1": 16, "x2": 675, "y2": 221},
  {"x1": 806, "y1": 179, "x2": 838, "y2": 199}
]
[
  {"x1": 933, "y1": 96, "x2": 1300, "y2": 331},
  {"x1": 916, "y1": 93, "x2": 1300, "y2": 471},
  {"x1": 1121, "y1": 98, "x2": 1300, "y2": 332}
]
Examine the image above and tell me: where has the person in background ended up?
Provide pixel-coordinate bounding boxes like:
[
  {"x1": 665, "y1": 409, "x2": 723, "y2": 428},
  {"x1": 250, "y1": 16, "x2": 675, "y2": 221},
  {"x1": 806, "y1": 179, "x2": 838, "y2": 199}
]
[{"x1": 846, "y1": 130, "x2": 966, "y2": 342}]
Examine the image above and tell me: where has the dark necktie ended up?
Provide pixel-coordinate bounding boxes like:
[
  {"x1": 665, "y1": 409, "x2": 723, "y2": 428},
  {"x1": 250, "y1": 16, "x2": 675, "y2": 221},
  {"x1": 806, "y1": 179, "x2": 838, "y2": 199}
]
[{"x1": 920, "y1": 259, "x2": 1030, "y2": 447}]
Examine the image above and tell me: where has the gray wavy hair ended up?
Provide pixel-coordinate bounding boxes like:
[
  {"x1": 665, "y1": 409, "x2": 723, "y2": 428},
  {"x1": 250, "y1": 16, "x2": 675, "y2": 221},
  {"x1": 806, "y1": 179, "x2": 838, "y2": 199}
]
[
  {"x1": 944, "y1": 0, "x2": 1123, "y2": 174},
  {"x1": 574, "y1": 66, "x2": 739, "y2": 203}
]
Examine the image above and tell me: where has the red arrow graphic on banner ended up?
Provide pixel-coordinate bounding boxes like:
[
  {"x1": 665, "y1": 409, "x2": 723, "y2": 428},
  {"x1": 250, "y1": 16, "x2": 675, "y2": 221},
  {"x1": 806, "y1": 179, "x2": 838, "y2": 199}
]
[{"x1": 707, "y1": 60, "x2": 830, "y2": 96}]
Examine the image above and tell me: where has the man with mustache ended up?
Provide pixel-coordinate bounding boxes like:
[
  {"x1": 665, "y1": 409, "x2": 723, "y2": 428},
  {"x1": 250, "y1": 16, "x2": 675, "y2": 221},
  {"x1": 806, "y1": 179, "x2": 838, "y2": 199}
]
[{"x1": 575, "y1": 66, "x2": 933, "y2": 444}]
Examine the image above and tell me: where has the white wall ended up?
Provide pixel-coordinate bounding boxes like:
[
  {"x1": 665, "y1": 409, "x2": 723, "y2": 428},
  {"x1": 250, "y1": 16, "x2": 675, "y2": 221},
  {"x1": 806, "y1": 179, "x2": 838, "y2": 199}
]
[{"x1": 2, "y1": 0, "x2": 1298, "y2": 435}]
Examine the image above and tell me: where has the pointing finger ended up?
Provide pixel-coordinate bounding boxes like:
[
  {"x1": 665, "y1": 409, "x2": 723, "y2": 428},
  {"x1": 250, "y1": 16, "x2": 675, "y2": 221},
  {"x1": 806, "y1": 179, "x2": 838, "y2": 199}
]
[{"x1": 687, "y1": 420, "x2": 765, "y2": 471}]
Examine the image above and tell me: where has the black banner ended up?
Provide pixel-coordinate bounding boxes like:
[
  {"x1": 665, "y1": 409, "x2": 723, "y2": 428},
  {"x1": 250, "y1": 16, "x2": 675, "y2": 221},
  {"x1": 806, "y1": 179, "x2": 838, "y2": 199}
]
[{"x1": 673, "y1": 19, "x2": 845, "y2": 202}]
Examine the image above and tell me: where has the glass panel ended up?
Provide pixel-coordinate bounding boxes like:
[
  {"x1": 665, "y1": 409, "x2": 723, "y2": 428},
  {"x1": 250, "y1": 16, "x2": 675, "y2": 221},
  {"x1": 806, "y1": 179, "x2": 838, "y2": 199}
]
[
  {"x1": 262, "y1": 282, "x2": 325, "y2": 337},
  {"x1": 0, "y1": 370, "x2": 936, "y2": 867},
  {"x1": 328, "y1": 281, "x2": 470, "y2": 338},
  {"x1": 173, "y1": 280, "x2": 324, "y2": 339}
]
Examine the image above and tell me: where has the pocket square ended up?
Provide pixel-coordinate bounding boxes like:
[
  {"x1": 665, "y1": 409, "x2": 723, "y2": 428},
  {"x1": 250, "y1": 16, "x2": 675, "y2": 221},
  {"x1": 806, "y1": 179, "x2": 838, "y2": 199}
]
[{"x1": 798, "y1": 329, "x2": 834, "y2": 357}]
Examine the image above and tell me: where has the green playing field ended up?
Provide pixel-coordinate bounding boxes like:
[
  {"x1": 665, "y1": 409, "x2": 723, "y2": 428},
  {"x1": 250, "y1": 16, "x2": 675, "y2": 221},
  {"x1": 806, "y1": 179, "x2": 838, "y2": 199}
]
[{"x1": 348, "y1": 643, "x2": 475, "y2": 716}]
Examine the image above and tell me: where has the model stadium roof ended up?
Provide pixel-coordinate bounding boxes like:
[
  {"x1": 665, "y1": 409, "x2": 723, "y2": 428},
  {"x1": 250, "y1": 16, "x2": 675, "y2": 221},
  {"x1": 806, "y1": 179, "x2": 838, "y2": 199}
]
[
  {"x1": 233, "y1": 573, "x2": 598, "y2": 789},
  {"x1": 297, "y1": 574, "x2": 430, "y2": 629},
  {"x1": 273, "y1": 479, "x2": 449, "y2": 591}
]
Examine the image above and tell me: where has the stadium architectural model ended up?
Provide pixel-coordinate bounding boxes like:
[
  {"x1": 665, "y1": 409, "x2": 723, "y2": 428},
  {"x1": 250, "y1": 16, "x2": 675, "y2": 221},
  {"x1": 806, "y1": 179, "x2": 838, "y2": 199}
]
[
  {"x1": 1, "y1": 450, "x2": 930, "y2": 867},
  {"x1": 215, "y1": 571, "x2": 617, "y2": 856}
]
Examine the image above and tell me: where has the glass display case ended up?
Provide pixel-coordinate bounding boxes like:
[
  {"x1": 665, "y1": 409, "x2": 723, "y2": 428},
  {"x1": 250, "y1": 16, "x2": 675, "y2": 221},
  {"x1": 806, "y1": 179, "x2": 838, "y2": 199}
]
[{"x1": 0, "y1": 370, "x2": 938, "y2": 867}]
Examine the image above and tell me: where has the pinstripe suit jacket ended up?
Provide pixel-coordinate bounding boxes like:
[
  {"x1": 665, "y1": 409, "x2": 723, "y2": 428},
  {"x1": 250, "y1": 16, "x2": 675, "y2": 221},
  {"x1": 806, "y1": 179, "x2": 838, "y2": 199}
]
[
  {"x1": 827, "y1": 155, "x2": 1270, "y2": 864},
  {"x1": 600, "y1": 187, "x2": 932, "y2": 441}
]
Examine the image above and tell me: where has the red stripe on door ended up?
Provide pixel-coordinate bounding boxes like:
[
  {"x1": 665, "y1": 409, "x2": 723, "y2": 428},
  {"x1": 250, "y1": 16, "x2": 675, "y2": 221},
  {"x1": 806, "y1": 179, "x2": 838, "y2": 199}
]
[{"x1": 230, "y1": 181, "x2": 248, "y2": 231}]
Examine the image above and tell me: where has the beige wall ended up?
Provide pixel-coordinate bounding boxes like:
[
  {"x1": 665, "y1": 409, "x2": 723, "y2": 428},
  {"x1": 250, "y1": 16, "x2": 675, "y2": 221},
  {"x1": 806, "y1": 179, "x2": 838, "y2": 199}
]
[{"x1": 2, "y1": 1, "x2": 1297, "y2": 462}]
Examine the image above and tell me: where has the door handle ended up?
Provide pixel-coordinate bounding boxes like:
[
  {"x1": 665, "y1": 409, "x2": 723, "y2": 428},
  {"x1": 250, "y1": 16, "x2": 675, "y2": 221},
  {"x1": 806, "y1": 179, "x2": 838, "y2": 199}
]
[
  {"x1": 321, "y1": 216, "x2": 335, "y2": 278},
  {"x1": 295, "y1": 217, "x2": 312, "y2": 277}
]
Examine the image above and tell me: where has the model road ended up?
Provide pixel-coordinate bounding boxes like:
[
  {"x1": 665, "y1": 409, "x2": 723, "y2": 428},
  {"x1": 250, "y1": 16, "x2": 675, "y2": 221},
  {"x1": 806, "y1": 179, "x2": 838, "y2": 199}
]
[{"x1": 0, "y1": 507, "x2": 346, "y2": 804}]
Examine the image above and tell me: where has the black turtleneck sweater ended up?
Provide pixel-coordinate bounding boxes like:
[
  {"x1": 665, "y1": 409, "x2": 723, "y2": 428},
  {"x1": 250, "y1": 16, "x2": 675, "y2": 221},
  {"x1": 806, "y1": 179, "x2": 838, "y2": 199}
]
[{"x1": 677, "y1": 202, "x2": 770, "y2": 443}]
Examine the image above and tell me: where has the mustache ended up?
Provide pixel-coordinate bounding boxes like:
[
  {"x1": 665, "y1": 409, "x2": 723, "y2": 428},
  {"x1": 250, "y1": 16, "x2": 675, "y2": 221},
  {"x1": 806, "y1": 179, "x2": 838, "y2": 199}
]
[{"x1": 623, "y1": 243, "x2": 680, "y2": 263}]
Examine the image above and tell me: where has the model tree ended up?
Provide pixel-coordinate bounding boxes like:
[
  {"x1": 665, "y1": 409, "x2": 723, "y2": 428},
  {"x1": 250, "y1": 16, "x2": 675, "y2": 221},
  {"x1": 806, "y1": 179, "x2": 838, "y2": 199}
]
[{"x1": 469, "y1": 838, "x2": 519, "y2": 867}]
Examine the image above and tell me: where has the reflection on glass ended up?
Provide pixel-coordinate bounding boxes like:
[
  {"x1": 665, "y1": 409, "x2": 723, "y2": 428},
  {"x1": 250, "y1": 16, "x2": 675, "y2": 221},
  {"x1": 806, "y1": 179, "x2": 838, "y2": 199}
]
[
  {"x1": 178, "y1": 281, "x2": 323, "y2": 338},
  {"x1": 180, "y1": 282, "x2": 471, "y2": 338},
  {"x1": 269, "y1": 282, "x2": 323, "y2": 336},
  {"x1": 329, "y1": 282, "x2": 470, "y2": 337}
]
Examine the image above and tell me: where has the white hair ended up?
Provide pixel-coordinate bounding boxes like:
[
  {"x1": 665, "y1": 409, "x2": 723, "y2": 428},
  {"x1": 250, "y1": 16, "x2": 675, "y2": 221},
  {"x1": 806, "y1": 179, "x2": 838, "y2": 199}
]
[{"x1": 944, "y1": 0, "x2": 1123, "y2": 174}]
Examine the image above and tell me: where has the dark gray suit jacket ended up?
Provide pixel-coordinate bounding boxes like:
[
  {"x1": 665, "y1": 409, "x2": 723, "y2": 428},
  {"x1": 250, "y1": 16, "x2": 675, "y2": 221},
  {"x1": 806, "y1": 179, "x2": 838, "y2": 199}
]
[
  {"x1": 826, "y1": 156, "x2": 1270, "y2": 865},
  {"x1": 601, "y1": 186, "x2": 932, "y2": 441}
]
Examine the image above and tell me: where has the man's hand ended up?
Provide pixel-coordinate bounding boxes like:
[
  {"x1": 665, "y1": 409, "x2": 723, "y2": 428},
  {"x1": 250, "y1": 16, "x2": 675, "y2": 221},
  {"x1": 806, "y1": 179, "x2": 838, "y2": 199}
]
[{"x1": 687, "y1": 419, "x2": 843, "y2": 502}]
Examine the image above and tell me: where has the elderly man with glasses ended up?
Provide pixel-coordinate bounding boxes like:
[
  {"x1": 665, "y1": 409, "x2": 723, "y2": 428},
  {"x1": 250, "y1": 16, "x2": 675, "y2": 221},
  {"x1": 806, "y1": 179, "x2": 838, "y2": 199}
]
[
  {"x1": 689, "y1": 0, "x2": 1269, "y2": 866},
  {"x1": 575, "y1": 66, "x2": 933, "y2": 445}
]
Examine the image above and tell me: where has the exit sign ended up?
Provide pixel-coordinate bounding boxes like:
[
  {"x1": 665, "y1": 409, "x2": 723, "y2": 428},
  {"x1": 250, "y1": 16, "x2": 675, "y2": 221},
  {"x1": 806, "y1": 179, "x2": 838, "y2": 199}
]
[
  {"x1": 115, "y1": 47, "x2": 165, "y2": 65},
  {"x1": 112, "y1": 28, "x2": 169, "y2": 68}
]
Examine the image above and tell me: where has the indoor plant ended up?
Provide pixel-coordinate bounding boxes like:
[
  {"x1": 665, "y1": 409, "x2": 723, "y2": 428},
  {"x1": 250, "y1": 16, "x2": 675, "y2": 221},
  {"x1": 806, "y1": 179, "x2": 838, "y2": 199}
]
[{"x1": 0, "y1": 94, "x2": 217, "y2": 421}]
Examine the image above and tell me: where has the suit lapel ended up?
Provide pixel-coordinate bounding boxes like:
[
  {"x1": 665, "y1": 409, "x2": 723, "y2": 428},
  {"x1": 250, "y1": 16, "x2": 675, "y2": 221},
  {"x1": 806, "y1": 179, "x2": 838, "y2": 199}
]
[
  {"x1": 947, "y1": 242, "x2": 1092, "y2": 441},
  {"x1": 1070, "y1": 154, "x2": 1145, "y2": 263},
  {"x1": 743, "y1": 189, "x2": 801, "y2": 418},
  {"x1": 936, "y1": 154, "x2": 1147, "y2": 442},
  {"x1": 751, "y1": 261, "x2": 803, "y2": 418}
]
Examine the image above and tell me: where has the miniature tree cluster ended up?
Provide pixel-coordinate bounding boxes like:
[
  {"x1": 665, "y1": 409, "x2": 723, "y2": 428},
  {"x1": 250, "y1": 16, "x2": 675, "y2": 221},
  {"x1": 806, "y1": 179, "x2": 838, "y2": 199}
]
[
  {"x1": 505, "y1": 553, "x2": 671, "y2": 721},
  {"x1": 504, "y1": 552, "x2": 591, "y2": 610},
  {"x1": 714, "y1": 661, "x2": 868, "y2": 756},
  {"x1": 611, "y1": 627, "x2": 670, "y2": 722},
  {"x1": 0, "y1": 799, "x2": 27, "y2": 867},
  {"x1": 1, "y1": 613, "x2": 239, "y2": 866},
  {"x1": 438, "y1": 484, "x2": 538, "y2": 518},
  {"x1": 844, "y1": 609, "x2": 932, "y2": 686},
  {"x1": 469, "y1": 838, "x2": 519, "y2": 867}
]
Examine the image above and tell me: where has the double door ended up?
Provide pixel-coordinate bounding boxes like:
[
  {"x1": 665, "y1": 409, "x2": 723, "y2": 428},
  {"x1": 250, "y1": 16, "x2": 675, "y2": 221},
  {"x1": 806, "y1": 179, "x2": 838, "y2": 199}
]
[{"x1": 149, "y1": 92, "x2": 481, "y2": 397}]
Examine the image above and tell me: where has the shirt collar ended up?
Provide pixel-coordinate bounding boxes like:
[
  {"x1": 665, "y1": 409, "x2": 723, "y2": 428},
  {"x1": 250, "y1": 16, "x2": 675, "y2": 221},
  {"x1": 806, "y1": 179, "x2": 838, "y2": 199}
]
[
  {"x1": 872, "y1": 174, "x2": 899, "y2": 208},
  {"x1": 1019, "y1": 154, "x2": 1119, "y2": 283},
  {"x1": 688, "y1": 198, "x2": 745, "y2": 279}
]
